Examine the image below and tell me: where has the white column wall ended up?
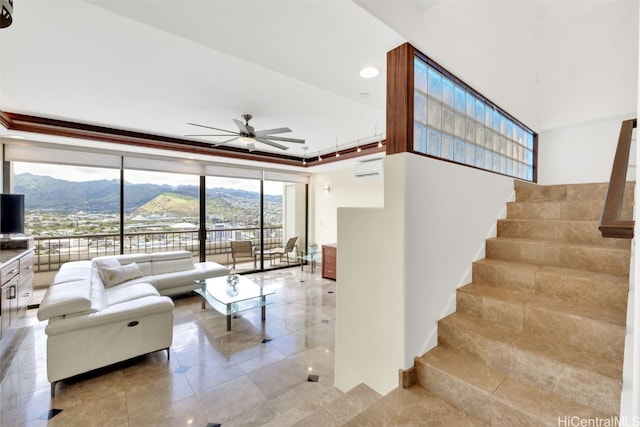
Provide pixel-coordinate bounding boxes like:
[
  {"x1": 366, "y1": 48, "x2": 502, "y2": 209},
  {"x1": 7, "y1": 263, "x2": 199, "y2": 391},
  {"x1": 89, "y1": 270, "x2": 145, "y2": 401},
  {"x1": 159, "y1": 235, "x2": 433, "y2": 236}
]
[
  {"x1": 310, "y1": 166, "x2": 384, "y2": 246},
  {"x1": 620, "y1": 4, "x2": 640, "y2": 418},
  {"x1": 335, "y1": 153, "x2": 513, "y2": 395}
]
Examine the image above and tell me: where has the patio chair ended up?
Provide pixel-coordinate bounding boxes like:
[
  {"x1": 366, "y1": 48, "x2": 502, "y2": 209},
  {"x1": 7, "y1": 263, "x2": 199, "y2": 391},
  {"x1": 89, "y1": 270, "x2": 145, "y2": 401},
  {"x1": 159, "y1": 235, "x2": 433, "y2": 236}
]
[
  {"x1": 266, "y1": 236, "x2": 298, "y2": 266},
  {"x1": 230, "y1": 240, "x2": 257, "y2": 269}
]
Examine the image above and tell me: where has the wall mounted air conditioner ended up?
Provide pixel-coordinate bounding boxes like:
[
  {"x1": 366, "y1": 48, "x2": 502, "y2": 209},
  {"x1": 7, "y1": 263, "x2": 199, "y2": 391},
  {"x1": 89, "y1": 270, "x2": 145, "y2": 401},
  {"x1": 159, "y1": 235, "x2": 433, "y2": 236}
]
[{"x1": 353, "y1": 159, "x2": 384, "y2": 178}]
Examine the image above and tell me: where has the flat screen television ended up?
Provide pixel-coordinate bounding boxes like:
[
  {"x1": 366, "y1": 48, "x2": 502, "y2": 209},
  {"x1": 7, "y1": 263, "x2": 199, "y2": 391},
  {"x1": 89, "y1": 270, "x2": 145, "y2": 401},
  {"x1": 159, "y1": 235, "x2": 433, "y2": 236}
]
[{"x1": 0, "y1": 194, "x2": 24, "y2": 235}]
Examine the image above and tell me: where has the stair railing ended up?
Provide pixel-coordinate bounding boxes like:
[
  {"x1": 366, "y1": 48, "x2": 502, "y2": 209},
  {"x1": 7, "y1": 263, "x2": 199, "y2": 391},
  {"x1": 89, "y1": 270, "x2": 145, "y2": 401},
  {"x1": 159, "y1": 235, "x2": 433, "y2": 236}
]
[{"x1": 599, "y1": 118, "x2": 636, "y2": 239}]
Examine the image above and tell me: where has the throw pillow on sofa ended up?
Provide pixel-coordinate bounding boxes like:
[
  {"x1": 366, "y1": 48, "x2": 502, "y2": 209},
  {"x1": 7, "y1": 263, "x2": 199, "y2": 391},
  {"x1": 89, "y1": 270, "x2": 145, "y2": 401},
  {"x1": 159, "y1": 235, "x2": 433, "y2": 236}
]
[
  {"x1": 94, "y1": 258, "x2": 122, "y2": 283},
  {"x1": 100, "y1": 262, "x2": 145, "y2": 288}
]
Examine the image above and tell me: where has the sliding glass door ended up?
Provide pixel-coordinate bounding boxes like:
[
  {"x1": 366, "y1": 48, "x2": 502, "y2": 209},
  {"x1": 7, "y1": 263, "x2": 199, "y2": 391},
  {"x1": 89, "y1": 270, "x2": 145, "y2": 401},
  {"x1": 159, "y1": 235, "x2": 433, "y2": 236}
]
[{"x1": 204, "y1": 176, "x2": 261, "y2": 273}]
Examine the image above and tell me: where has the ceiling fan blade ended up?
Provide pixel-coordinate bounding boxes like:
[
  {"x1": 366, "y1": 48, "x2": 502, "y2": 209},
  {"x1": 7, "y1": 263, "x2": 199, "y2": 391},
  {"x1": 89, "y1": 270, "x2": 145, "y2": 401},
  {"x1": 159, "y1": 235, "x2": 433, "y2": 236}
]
[
  {"x1": 185, "y1": 133, "x2": 240, "y2": 137},
  {"x1": 260, "y1": 135, "x2": 306, "y2": 144},
  {"x1": 187, "y1": 123, "x2": 238, "y2": 134},
  {"x1": 254, "y1": 127, "x2": 291, "y2": 136},
  {"x1": 211, "y1": 136, "x2": 240, "y2": 146},
  {"x1": 233, "y1": 119, "x2": 250, "y2": 134},
  {"x1": 255, "y1": 137, "x2": 289, "y2": 151}
]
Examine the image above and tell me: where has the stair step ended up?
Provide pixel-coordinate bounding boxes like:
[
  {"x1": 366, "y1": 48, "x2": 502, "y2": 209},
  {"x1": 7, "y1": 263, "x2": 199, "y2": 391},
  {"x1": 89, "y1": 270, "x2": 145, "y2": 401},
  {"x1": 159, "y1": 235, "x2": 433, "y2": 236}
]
[
  {"x1": 524, "y1": 295, "x2": 625, "y2": 360},
  {"x1": 438, "y1": 313, "x2": 621, "y2": 413},
  {"x1": 514, "y1": 181, "x2": 607, "y2": 202},
  {"x1": 514, "y1": 180, "x2": 634, "y2": 204},
  {"x1": 485, "y1": 237, "x2": 630, "y2": 276},
  {"x1": 356, "y1": 385, "x2": 485, "y2": 426},
  {"x1": 472, "y1": 258, "x2": 628, "y2": 312},
  {"x1": 416, "y1": 346, "x2": 506, "y2": 423},
  {"x1": 457, "y1": 283, "x2": 533, "y2": 329},
  {"x1": 457, "y1": 282, "x2": 625, "y2": 359},
  {"x1": 472, "y1": 258, "x2": 538, "y2": 293},
  {"x1": 535, "y1": 266, "x2": 628, "y2": 313},
  {"x1": 416, "y1": 346, "x2": 615, "y2": 425},
  {"x1": 497, "y1": 218, "x2": 631, "y2": 248},
  {"x1": 492, "y1": 376, "x2": 614, "y2": 425},
  {"x1": 512, "y1": 334, "x2": 622, "y2": 415},
  {"x1": 507, "y1": 200, "x2": 605, "y2": 221}
]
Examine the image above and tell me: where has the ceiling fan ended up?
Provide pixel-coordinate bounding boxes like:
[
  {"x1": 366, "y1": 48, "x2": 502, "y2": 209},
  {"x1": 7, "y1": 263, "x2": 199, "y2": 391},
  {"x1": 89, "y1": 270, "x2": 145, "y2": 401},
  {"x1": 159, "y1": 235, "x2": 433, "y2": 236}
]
[{"x1": 186, "y1": 114, "x2": 305, "y2": 151}]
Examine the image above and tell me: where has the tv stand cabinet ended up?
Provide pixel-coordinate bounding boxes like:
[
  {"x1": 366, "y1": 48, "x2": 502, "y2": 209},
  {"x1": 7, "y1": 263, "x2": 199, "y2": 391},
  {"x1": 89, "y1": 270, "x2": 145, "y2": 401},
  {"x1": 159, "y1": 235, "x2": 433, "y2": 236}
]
[{"x1": 0, "y1": 246, "x2": 35, "y2": 339}]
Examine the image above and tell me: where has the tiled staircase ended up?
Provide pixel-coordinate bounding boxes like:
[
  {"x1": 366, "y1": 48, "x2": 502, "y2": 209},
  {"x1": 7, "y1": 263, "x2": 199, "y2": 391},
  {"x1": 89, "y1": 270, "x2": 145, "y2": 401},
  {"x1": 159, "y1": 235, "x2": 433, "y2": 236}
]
[{"x1": 411, "y1": 181, "x2": 633, "y2": 425}]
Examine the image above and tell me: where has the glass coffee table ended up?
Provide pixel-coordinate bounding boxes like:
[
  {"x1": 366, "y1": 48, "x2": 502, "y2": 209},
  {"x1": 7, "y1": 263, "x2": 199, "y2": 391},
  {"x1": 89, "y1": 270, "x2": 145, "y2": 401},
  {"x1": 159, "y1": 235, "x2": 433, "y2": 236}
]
[
  {"x1": 194, "y1": 275, "x2": 275, "y2": 331},
  {"x1": 297, "y1": 249, "x2": 320, "y2": 273}
]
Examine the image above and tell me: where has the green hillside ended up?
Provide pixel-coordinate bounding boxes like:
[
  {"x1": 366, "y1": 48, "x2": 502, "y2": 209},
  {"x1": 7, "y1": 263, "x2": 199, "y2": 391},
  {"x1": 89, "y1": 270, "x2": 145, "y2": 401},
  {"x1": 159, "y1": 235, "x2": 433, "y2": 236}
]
[{"x1": 135, "y1": 193, "x2": 199, "y2": 217}]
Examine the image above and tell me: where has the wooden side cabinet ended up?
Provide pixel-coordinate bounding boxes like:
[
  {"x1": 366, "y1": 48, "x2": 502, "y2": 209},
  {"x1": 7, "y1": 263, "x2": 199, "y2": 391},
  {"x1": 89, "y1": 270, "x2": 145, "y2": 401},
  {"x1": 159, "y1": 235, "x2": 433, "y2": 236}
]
[
  {"x1": 0, "y1": 248, "x2": 35, "y2": 339},
  {"x1": 322, "y1": 244, "x2": 337, "y2": 280}
]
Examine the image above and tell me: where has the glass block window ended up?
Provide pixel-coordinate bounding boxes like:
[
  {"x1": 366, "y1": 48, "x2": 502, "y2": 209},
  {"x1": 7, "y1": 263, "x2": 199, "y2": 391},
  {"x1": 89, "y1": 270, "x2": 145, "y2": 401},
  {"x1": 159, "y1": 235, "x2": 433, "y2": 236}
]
[{"x1": 413, "y1": 56, "x2": 535, "y2": 181}]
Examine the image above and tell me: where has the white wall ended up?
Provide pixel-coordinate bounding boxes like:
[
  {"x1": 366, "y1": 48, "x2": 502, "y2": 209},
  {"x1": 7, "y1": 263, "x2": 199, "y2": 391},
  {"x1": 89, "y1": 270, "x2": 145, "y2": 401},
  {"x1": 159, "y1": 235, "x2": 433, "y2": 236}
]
[
  {"x1": 535, "y1": 1, "x2": 638, "y2": 185},
  {"x1": 335, "y1": 153, "x2": 513, "y2": 395},
  {"x1": 537, "y1": 114, "x2": 636, "y2": 185},
  {"x1": 535, "y1": 1, "x2": 638, "y2": 131},
  {"x1": 310, "y1": 165, "x2": 384, "y2": 246},
  {"x1": 357, "y1": 0, "x2": 538, "y2": 129}
]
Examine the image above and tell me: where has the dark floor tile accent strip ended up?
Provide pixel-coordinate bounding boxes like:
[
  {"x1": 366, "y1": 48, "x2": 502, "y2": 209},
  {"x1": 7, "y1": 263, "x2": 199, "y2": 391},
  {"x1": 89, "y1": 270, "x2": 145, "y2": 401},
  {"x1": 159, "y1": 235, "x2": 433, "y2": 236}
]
[
  {"x1": 328, "y1": 291, "x2": 334, "y2": 294},
  {"x1": 321, "y1": 319, "x2": 329, "y2": 323},
  {"x1": 261, "y1": 338, "x2": 272, "y2": 344},
  {"x1": 206, "y1": 423, "x2": 222, "y2": 427},
  {"x1": 174, "y1": 366, "x2": 190, "y2": 374},
  {"x1": 39, "y1": 409, "x2": 63, "y2": 420},
  {"x1": 308, "y1": 375, "x2": 319, "y2": 382}
]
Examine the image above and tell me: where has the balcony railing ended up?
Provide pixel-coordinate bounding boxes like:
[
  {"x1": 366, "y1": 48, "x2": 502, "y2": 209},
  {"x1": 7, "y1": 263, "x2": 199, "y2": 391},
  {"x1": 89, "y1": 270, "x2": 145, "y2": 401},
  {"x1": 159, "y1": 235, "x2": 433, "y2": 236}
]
[{"x1": 33, "y1": 226, "x2": 283, "y2": 272}]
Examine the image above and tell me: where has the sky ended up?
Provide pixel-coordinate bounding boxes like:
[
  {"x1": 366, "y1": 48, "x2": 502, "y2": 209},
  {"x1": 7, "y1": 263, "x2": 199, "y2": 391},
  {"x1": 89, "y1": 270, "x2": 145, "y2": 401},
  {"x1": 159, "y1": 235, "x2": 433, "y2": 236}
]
[{"x1": 15, "y1": 162, "x2": 284, "y2": 195}]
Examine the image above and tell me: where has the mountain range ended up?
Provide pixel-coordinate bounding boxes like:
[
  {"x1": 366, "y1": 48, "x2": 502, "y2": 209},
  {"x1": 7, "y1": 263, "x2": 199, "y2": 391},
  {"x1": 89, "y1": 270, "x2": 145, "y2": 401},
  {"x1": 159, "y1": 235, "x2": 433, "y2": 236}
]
[{"x1": 14, "y1": 173, "x2": 282, "y2": 216}]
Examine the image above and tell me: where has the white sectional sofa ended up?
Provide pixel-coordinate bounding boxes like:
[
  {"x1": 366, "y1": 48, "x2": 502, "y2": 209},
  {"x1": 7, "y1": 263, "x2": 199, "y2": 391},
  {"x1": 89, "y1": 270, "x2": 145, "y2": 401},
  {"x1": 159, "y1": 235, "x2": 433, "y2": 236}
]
[{"x1": 37, "y1": 251, "x2": 229, "y2": 396}]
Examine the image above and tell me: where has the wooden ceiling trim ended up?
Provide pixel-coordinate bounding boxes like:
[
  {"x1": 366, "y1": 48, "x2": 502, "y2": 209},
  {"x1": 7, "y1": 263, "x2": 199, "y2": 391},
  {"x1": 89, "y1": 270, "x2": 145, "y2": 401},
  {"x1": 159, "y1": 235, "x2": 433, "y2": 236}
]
[{"x1": 0, "y1": 111, "x2": 386, "y2": 168}]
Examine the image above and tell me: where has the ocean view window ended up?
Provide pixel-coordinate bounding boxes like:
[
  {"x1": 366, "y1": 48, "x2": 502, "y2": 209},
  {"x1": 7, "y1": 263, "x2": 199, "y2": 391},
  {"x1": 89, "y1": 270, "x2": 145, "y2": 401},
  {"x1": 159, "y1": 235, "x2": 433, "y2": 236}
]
[{"x1": 413, "y1": 56, "x2": 535, "y2": 181}]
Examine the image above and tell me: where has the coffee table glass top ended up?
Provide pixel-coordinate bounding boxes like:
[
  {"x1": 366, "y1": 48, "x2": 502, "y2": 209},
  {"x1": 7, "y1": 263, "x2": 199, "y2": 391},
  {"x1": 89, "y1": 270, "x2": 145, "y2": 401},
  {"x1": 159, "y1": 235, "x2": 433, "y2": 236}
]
[{"x1": 195, "y1": 275, "x2": 275, "y2": 316}]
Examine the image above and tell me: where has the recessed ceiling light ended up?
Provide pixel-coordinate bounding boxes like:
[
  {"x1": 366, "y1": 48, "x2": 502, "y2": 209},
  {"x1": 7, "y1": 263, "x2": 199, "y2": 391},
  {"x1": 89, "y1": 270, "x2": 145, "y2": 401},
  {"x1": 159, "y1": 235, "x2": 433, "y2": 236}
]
[
  {"x1": 359, "y1": 66, "x2": 380, "y2": 79},
  {"x1": 360, "y1": 92, "x2": 370, "y2": 98},
  {"x1": 5, "y1": 134, "x2": 24, "y2": 139}
]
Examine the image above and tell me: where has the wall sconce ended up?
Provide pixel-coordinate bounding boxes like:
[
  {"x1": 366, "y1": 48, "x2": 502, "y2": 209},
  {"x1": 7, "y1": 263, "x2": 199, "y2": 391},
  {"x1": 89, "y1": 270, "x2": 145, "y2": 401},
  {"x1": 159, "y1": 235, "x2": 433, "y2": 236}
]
[{"x1": 324, "y1": 185, "x2": 331, "y2": 193}]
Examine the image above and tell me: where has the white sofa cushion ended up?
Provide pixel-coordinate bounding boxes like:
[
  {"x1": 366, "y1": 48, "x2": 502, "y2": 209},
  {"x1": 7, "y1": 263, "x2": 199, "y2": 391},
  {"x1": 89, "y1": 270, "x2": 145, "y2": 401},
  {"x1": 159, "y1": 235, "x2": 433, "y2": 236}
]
[
  {"x1": 37, "y1": 280, "x2": 93, "y2": 321},
  {"x1": 100, "y1": 262, "x2": 145, "y2": 288},
  {"x1": 150, "y1": 251, "x2": 194, "y2": 275},
  {"x1": 45, "y1": 295, "x2": 174, "y2": 336},
  {"x1": 52, "y1": 261, "x2": 93, "y2": 285},
  {"x1": 106, "y1": 282, "x2": 159, "y2": 306}
]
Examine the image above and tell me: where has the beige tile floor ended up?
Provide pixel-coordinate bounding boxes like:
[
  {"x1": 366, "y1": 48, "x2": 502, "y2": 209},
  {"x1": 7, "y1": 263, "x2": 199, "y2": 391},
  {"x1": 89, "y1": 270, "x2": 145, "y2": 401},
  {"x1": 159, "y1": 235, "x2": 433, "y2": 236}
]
[
  {"x1": 1, "y1": 265, "x2": 485, "y2": 426},
  {"x1": 0, "y1": 266, "x2": 354, "y2": 426}
]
